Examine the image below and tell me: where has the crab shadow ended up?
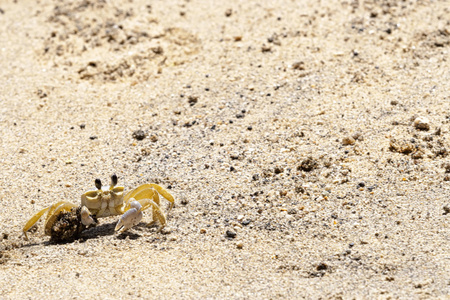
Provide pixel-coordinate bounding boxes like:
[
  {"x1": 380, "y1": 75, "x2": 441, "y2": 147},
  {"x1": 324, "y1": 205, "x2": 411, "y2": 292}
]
[
  {"x1": 79, "y1": 222, "x2": 144, "y2": 241},
  {"x1": 20, "y1": 222, "x2": 159, "y2": 247}
]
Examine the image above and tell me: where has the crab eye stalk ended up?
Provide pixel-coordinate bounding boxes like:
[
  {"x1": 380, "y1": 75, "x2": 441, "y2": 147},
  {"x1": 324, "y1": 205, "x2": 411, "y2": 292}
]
[
  {"x1": 111, "y1": 174, "x2": 118, "y2": 188},
  {"x1": 95, "y1": 179, "x2": 102, "y2": 190}
]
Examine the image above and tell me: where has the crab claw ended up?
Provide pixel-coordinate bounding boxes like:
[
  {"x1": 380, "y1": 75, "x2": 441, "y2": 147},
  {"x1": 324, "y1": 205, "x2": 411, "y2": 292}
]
[
  {"x1": 115, "y1": 201, "x2": 143, "y2": 233},
  {"x1": 80, "y1": 206, "x2": 95, "y2": 226}
]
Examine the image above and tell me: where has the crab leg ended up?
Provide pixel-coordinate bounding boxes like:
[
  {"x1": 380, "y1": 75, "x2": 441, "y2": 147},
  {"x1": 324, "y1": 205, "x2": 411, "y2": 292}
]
[
  {"x1": 22, "y1": 201, "x2": 72, "y2": 240},
  {"x1": 115, "y1": 197, "x2": 167, "y2": 233},
  {"x1": 23, "y1": 206, "x2": 51, "y2": 240},
  {"x1": 124, "y1": 183, "x2": 175, "y2": 214},
  {"x1": 137, "y1": 196, "x2": 167, "y2": 231}
]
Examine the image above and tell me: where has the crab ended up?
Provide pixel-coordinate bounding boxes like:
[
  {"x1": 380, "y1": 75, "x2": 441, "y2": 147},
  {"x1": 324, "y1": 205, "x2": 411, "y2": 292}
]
[{"x1": 23, "y1": 175, "x2": 174, "y2": 242}]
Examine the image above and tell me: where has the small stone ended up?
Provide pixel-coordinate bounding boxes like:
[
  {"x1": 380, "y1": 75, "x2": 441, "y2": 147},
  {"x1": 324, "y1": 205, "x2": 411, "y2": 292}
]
[
  {"x1": 188, "y1": 96, "x2": 198, "y2": 106},
  {"x1": 413, "y1": 116, "x2": 430, "y2": 131},
  {"x1": 261, "y1": 44, "x2": 271, "y2": 52},
  {"x1": 298, "y1": 156, "x2": 318, "y2": 172},
  {"x1": 225, "y1": 8, "x2": 232, "y2": 17},
  {"x1": 226, "y1": 230, "x2": 236, "y2": 238},
  {"x1": 236, "y1": 241, "x2": 244, "y2": 249},
  {"x1": 237, "y1": 215, "x2": 244, "y2": 222},
  {"x1": 151, "y1": 46, "x2": 163, "y2": 54},
  {"x1": 295, "y1": 185, "x2": 305, "y2": 193},
  {"x1": 89, "y1": 136, "x2": 98, "y2": 140},
  {"x1": 389, "y1": 138, "x2": 414, "y2": 154},
  {"x1": 287, "y1": 208, "x2": 297, "y2": 215},
  {"x1": 241, "y1": 219, "x2": 251, "y2": 226},
  {"x1": 352, "y1": 131, "x2": 363, "y2": 141},
  {"x1": 274, "y1": 167, "x2": 284, "y2": 174},
  {"x1": 442, "y1": 162, "x2": 450, "y2": 173},
  {"x1": 149, "y1": 134, "x2": 158, "y2": 142},
  {"x1": 316, "y1": 262, "x2": 328, "y2": 271},
  {"x1": 230, "y1": 153, "x2": 240, "y2": 160},
  {"x1": 161, "y1": 227, "x2": 172, "y2": 234},
  {"x1": 342, "y1": 136, "x2": 356, "y2": 145},
  {"x1": 443, "y1": 205, "x2": 450, "y2": 215},
  {"x1": 200, "y1": 228, "x2": 207, "y2": 234},
  {"x1": 292, "y1": 61, "x2": 305, "y2": 70},
  {"x1": 132, "y1": 130, "x2": 146, "y2": 140}
]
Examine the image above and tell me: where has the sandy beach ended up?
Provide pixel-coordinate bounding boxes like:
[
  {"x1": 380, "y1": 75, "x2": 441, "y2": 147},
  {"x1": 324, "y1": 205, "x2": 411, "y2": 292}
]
[{"x1": 0, "y1": 0, "x2": 449, "y2": 298}]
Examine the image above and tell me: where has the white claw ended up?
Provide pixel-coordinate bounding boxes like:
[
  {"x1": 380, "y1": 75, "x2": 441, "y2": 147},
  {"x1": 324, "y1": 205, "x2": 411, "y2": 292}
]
[
  {"x1": 80, "y1": 206, "x2": 95, "y2": 226},
  {"x1": 115, "y1": 201, "x2": 143, "y2": 233}
]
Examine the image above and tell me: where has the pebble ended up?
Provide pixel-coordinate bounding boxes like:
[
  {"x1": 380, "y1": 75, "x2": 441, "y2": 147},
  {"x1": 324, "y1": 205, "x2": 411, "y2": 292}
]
[
  {"x1": 298, "y1": 156, "x2": 318, "y2": 172},
  {"x1": 188, "y1": 96, "x2": 198, "y2": 106},
  {"x1": 236, "y1": 241, "x2": 244, "y2": 249},
  {"x1": 200, "y1": 228, "x2": 207, "y2": 234},
  {"x1": 413, "y1": 116, "x2": 430, "y2": 131},
  {"x1": 241, "y1": 219, "x2": 251, "y2": 226},
  {"x1": 132, "y1": 130, "x2": 146, "y2": 140},
  {"x1": 342, "y1": 136, "x2": 355, "y2": 145},
  {"x1": 443, "y1": 205, "x2": 449, "y2": 215},
  {"x1": 149, "y1": 135, "x2": 158, "y2": 142},
  {"x1": 226, "y1": 230, "x2": 236, "y2": 238}
]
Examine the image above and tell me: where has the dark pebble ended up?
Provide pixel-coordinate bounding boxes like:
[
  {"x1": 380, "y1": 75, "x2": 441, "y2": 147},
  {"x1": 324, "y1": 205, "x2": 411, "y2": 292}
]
[
  {"x1": 188, "y1": 95, "x2": 198, "y2": 106},
  {"x1": 132, "y1": 130, "x2": 146, "y2": 140},
  {"x1": 298, "y1": 157, "x2": 318, "y2": 172},
  {"x1": 316, "y1": 263, "x2": 328, "y2": 271},
  {"x1": 287, "y1": 208, "x2": 297, "y2": 215},
  {"x1": 226, "y1": 230, "x2": 237, "y2": 238},
  {"x1": 274, "y1": 167, "x2": 284, "y2": 174},
  {"x1": 89, "y1": 136, "x2": 98, "y2": 140},
  {"x1": 241, "y1": 219, "x2": 251, "y2": 226}
]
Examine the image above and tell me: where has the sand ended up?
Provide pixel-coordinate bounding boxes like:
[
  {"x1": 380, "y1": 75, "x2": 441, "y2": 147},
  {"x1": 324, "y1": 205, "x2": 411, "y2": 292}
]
[{"x1": 0, "y1": 0, "x2": 449, "y2": 298}]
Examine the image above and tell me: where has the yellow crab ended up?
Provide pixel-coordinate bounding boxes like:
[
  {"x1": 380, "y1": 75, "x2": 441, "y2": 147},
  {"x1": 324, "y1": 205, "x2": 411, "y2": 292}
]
[{"x1": 23, "y1": 175, "x2": 174, "y2": 241}]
